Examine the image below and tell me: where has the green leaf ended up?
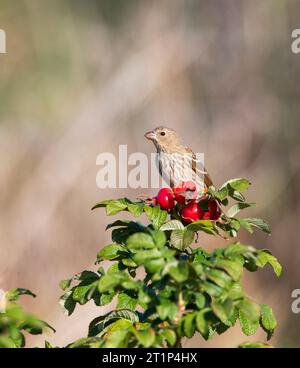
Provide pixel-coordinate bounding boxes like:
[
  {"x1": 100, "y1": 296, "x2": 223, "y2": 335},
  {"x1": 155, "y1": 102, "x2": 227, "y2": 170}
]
[
  {"x1": 207, "y1": 269, "x2": 233, "y2": 289},
  {"x1": 195, "y1": 293, "x2": 206, "y2": 309},
  {"x1": 170, "y1": 229, "x2": 194, "y2": 250},
  {"x1": 73, "y1": 283, "x2": 96, "y2": 305},
  {"x1": 214, "y1": 259, "x2": 243, "y2": 281},
  {"x1": 91, "y1": 200, "x2": 111, "y2": 210},
  {"x1": 132, "y1": 248, "x2": 162, "y2": 264},
  {"x1": 196, "y1": 309, "x2": 210, "y2": 337},
  {"x1": 97, "y1": 243, "x2": 126, "y2": 261},
  {"x1": 160, "y1": 329, "x2": 177, "y2": 346},
  {"x1": 221, "y1": 178, "x2": 251, "y2": 192},
  {"x1": 45, "y1": 340, "x2": 54, "y2": 348},
  {"x1": 59, "y1": 291, "x2": 76, "y2": 316},
  {"x1": 239, "y1": 219, "x2": 254, "y2": 233},
  {"x1": 98, "y1": 272, "x2": 126, "y2": 293},
  {"x1": 127, "y1": 202, "x2": 144, "y2": 217},
  {"x1": 211, "y1": 299, "x2": 233, "y2": 325},
  {"x1": 134, "y1": 328, "x2": 155, "y2": 347},
  {"x1": 224, "y1": 242, "x2": 255, "y2": 257},
  {"x1": 144, "y1": 205, "x2": 168, "y2": 230},
  {"x1": 160, "y1": 220, "x2": 185, "y2": 231},
  {"x1": 117, "y1": 292, "x2": 138, "y2": 311},
  {"x1": 126, "y1": 233, "x2": 155, "y2": 250},
  {"x1": 59, "y1": 279, "x2": 71, "y2": 291},
  {"x1": 157, "y1": 301, "x2": 178, "y2": 321},
  {"x1": 187, "y1": 220, "x2": 217, "y2": 235},
  {"x1": 260, "y1": 304, "x2": 277, "y2": 340},
  {"x1": 227, "y1": 203, "x2": 256, "y2": 218},
  {"x1": 243, "y1": 218, "x2": 271, "y2": 234},
  {"x1": 88, "y1": 309, "x2": 139, "y2": 337},
  {"x1": 106, "y1": 199, "x2": 128, "y2": 215},
  {"x1": 239, "y1": 341, "x2": 273, "y2": 348},
  {"x1": 201, "y1": 281, "x2": 223, "y2": 297},
  {"x1": 104, "y1": 320, "x2": 132, "y2": 348},
  {"x1": 183, "y1": 313, "x2": 196, "y2": 338},
  {"x1": 256, "y1": 250, "x2": 282, "y2": 277},
  {"x1": 145, "y1": 258, "x2": 165, "y2": 274},
  {"x1": 214, "y1": 187, "x2": 228, "y2": 201},
  {"x1": 238, "y1": 299, "x2": 260, "y2": 336},
  {"x1": 229, "y1": 190, "x2": 246, "y2": 202},
  {"x1": 149, "y1": 230, "x2": 167, "y2": 247},
  {"x1": 6, "y1": 288, "x2": 36, "y2": 301},
  {"x1": 168, "y1": 261, "x2": 189, "y2": 282}
]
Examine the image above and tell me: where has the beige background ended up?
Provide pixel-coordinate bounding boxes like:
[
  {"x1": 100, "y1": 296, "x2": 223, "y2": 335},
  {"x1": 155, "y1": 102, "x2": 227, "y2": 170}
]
[{"x1": 0, "y1": 0, "x2": 300, "y2": 347}]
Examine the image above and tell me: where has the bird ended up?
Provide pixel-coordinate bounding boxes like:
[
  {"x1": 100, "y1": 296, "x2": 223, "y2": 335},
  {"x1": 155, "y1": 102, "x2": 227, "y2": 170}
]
[{"x1": 144, "y1": 126, "x2": 213, "y2": 194}]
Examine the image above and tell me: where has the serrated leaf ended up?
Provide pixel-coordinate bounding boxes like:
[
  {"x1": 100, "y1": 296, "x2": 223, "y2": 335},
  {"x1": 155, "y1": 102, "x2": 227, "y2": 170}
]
[
  {"x1": 160, "y1": 220, "x2": 185, "y2": 231},
  {"x1": 117, "y1": 292, "x2": 138, "y2": 311},
  {"x1": 187, "y1": 220, "x2": 217, "y2": 235},
  {"x1": 145, "y1": 258, "x2": 165, "y2": 274},
  {"x1": 157, "y1": 301, "x2": 178, "y2": 321},
  {"x1": 239, "y1": 341, "x2": 273, "y2": 348},
  {"x1": 214, "y1": 259, "x2": 243, "y2": 281},
  {"x1": 170, "y1": 229, "x2": 194, "y2": 250},
  {"x1": 260, "y1": 304, "x2": 277, "y2": 336},
  {"x1": 201, "y1": 281, "x2": 223, "y2": 297},
  {"x1": 97, "y1": 243, "x2": 126, "y2": 261},
  {"x1": 149, "y1": 230, "x2": 167, "y2": 247},
  {"x1": 126, "y1": 233, "x2": 155, "y2": 250},
  {"x1": 238, "y1": 299, "x2": 260, "y2": 336},
  {"x1": 59, "y1": 279, "x2": 71, "y2": 291},
  {"x1": 256, "y1": 250, "x2": 282, "y2": 277},
  {"x1": 127, "y1": 202, "x2": 144, "y2": 217},
  {"x1": 227, "y1": 203, "x2": 256, "y2": 218},
  {"x1": 195, "y1": 293, "x2": 206, "y2": 309},
  {"x1": 168, "y1": 261, "x2": 189, "y2": 282},
  {"x1": 239, "y1": 219, "x2": 254, "y2": 233},
  {"x1": 161, "y1": 329, "x2": 177, "y2": 346},
  {"x1": 221, "y1": 178, "x2": 251, "y2": 192},
  {"x1": 59, "y1": 291, "x2": 76, "y2": 316},
  {"x1": 144, "y1": 205, "x2": 168, "y2": 230},
  {"x1": 73, "y1": 283, "x2": 96, "y2": 305},
  {"x1": 134, "y1": 328, "x2": 155, "y2": 347},
  {"x1": 6, "y1": 288, "x2": 36, "y2": 301},
  {"x1": 91, "y1": 200, "x2": 111, "y2": 210},
  {"x1": 106, "y1": 199, "x2": 128, "y2": 215},
  {"x1": 207, "y1": 269, "x2": 233, "y2": 289},
  {"x1": 243, "y1": 218, "x2": 271, "y2": 234},
  {"x1": 211, "y1": 299, "x2": 233, "y2": 325},
  {"x1": 224, "y1": 242, "x2": 255, "y2": 257},
  {"x1": 98, "y1": 272, "x2": 126, "y2": 293},
  {"x1": 196, "y1": 309, "x2": 210, "y2": 337},
  {"x1": 132, "y1": 248, "x2": 162, "y2": 264},
  {"x1": 183, "y1": 313, "x2": 196, "y2": 338},
  {"x1": 215, "y1": 187, "x2": 228, "y2": 201}
]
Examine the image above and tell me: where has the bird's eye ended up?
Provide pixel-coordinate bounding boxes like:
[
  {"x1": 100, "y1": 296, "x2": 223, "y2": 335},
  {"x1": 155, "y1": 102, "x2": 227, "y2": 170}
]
[{"x1": 160, "y1": 131, "x2": 166, "y2": 136}]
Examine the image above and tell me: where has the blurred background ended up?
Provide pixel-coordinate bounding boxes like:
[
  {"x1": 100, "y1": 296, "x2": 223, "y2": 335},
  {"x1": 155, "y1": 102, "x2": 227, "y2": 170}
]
[{"x1": 0, "y1": 0, "x2": 300, "y2": 347}]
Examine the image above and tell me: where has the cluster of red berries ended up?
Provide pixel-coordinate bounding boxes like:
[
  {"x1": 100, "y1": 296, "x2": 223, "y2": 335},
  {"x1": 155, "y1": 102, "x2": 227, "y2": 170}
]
[{"x1": 153, "y1": 181, "x2": 221, "y2": 223}]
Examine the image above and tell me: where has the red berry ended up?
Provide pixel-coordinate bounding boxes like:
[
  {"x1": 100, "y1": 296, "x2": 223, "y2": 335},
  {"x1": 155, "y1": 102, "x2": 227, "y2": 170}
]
[
  {"x1": 208, "y1": 200, "x2": 221, "y2": 220},
  {"x1": 173, "y1": 181, "x2": 197, "y2": 204},
  {"x1": 156, "y1": 188, "x2": 175, "y2": 211},
  {"x1": 180, "y1": 202, "x2": 201, "y2": 223},
  {"x1": 199, "y1": 208, "x2": 211, "y2": 220}
]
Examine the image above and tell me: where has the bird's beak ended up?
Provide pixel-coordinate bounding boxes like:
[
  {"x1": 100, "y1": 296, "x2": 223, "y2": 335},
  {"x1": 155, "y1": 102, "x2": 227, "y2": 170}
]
[{"x1": 144, "y1": 130, "x2": 157, "y2": 141}]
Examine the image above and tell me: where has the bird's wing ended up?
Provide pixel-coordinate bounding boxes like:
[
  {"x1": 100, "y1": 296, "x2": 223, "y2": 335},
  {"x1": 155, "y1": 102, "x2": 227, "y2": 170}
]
[{"x1": 185, "y1": 146, "x2": 214, "y2": 188}]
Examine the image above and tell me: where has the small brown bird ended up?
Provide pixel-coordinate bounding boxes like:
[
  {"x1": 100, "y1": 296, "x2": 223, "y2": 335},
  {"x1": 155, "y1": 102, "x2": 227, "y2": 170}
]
[{"x1": 145, "y1": 126, "x2": 213, "y2": 192}]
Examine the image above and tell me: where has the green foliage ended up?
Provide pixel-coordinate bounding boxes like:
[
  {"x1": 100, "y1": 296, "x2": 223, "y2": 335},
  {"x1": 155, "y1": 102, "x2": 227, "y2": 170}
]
[
  {"x1": 2, "y1": 178, "x2": 280, "y2": 348},
  {"x1": 59, "y1": 178, "x2": 281, "y2": 348},
  {"x1": 0, "y1": 289, "x2": 54, "y2": 348}
]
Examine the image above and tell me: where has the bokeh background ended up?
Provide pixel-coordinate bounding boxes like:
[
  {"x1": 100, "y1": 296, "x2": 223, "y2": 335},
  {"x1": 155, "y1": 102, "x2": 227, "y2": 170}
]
[{"x1": 1, "y1": 0, "x2": 300, "y2": 347}]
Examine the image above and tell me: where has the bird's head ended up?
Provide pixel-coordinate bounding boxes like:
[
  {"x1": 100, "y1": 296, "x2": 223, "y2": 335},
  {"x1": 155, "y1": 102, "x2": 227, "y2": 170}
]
[{"x1": 144, "y1": 126, "x2": 182, "y2": 152}]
